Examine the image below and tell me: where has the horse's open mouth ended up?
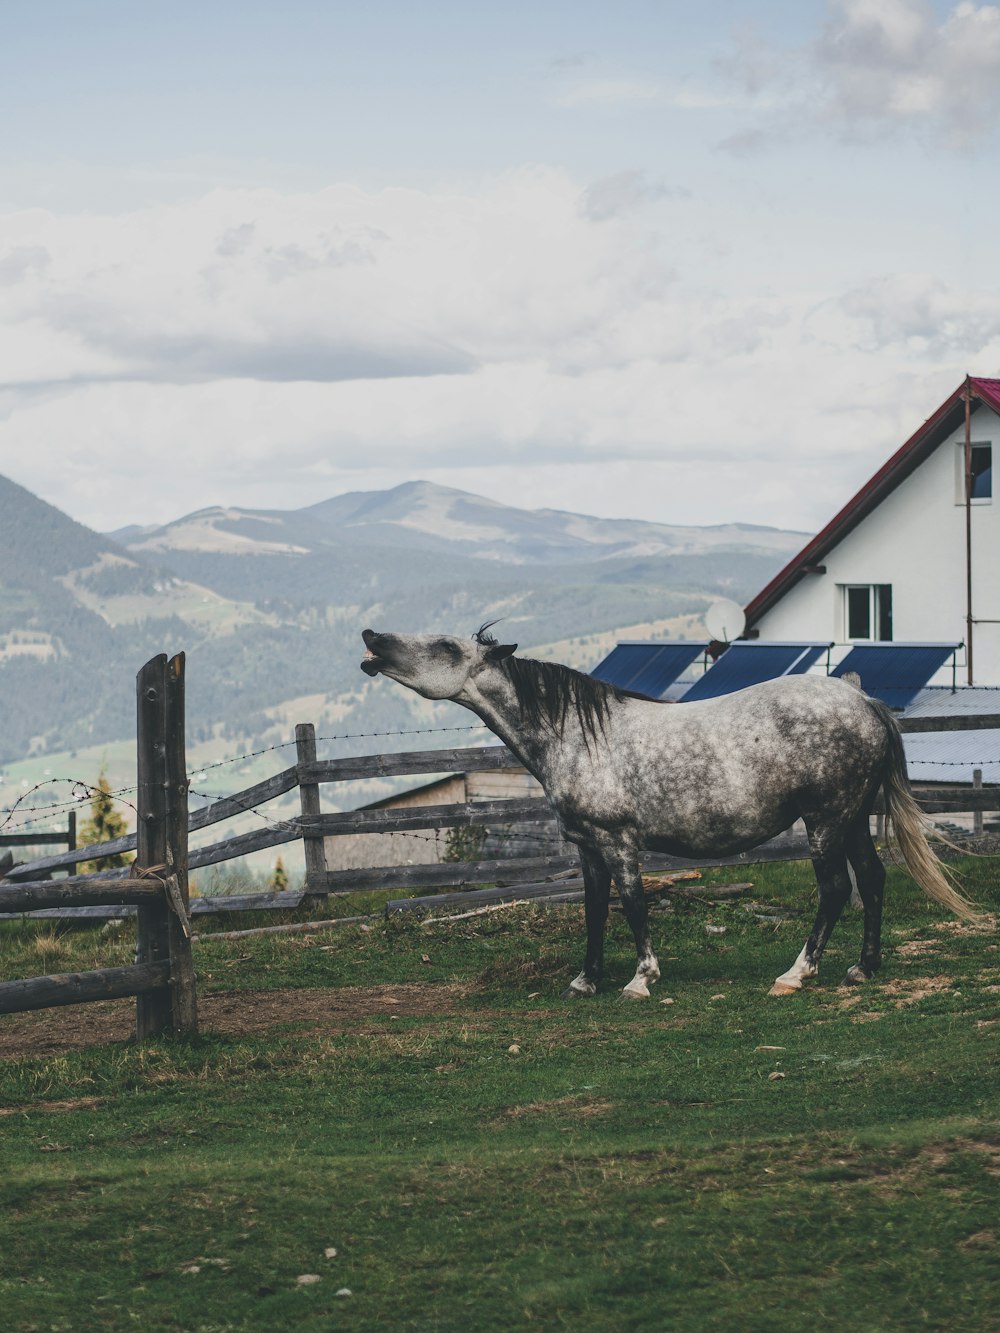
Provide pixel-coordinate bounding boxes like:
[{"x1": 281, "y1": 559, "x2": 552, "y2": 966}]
[{"x1": 361, "y1": 628, "x2": 386, "y2": 676}]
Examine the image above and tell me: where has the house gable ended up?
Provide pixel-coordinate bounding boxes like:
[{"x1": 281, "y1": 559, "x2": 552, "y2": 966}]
[{"x1": 745, "y1": 377, "x2": 1000, "y2": 632}]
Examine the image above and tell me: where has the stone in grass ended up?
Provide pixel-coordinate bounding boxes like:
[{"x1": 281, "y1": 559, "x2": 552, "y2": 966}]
[
  {"x1": 324, "y1": 1247, "x2": 338, "y2": 1259},
  {"x1": 508, "y1": 1044, "x2": 521, "y2": 1054},
  {"x1": 336, "y1": 1288, "x2": 353, "y2": 1298},
  {"x1": 297, "y1": 1274, "x2": 322, "y2": 1286}
]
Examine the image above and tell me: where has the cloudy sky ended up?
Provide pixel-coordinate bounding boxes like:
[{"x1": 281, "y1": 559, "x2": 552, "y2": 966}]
[{"x1": 2, "y1": 0, "x2": 999, "y2": 534}]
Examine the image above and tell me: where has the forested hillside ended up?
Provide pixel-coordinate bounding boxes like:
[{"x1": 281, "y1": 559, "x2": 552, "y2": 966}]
[{"x1": 0, "y1": 477, "x2": 806, "y2": 763}]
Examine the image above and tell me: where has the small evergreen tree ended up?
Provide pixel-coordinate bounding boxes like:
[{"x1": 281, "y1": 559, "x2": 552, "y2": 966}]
[
  {"x1": 78, "y1": 769, "x2": 132, "y2": 872},
  {"x1": 443, "y1": 825, "x2": 487, "y2": 863},
  {"x1": 270, "y1": 856, "x2": 289, "y2": 891}
]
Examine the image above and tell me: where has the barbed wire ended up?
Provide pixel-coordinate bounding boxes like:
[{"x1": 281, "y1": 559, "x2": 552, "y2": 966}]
[
  {"x1": 0, "y1": 778, "x2": 139, "y2": 834},
  {"x1": 907, "y1": 758, "x2": 1000, "y2": 767},
  {"x1": 187, "y1": 722, "x2": 492, "y2": 779},
  {"x1": 3, "y1": 708, "x2": 993, "y2": 854}
]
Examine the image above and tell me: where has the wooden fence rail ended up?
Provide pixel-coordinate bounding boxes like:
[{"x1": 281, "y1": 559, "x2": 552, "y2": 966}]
[{"x1": 3, "y1": 709, "x2": 998, "y2": 927}]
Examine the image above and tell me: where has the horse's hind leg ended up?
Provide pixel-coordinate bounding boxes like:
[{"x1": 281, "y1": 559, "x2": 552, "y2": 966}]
[
  {"x1": 770, "y1": 829, "x2": 853, "y2": 996},
  {"x1": 599, "y1": 841, "x2": 659, "y2": 1000},
  {"x1": 842, "y1": 814, "x2": 886, "y2": 985},
  {"x1": 562, "y1": 847, "x2": 612, "y2": 998}
]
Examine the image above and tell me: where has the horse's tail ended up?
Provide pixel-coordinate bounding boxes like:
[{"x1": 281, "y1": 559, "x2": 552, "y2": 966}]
[{"x1": 870, "y1": 699, "x2": 979, "y2": 920}]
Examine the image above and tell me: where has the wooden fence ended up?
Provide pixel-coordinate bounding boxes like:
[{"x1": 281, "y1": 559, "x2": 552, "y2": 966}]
[
  {"x1": 0, "y1": 655, "x2": 997, "y2": 1029},
  {"x1": 3, "y1": 703, "x2": 997, "y2": 927},
  {"x1": 0, "y1": 655, "x2": 196, "y2": 1038},
  {"x1": 0, "y1": 813, "x2": 76, "y2": 858}
]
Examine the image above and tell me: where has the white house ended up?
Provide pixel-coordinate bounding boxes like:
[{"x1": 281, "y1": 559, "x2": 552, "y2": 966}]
[{"x1": 744, "y1": 377, "x2": 1000, "y2": 685}]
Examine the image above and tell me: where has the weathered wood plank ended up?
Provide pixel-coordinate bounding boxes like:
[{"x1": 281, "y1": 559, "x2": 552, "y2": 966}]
[
  {"x1": 188, "y1": 767, "x2": 299, "y2": 831},
  {"x1": 897, "y1": 714, "x2": 1000, "y2": 733},
  {"x1": 308, "y1": 797, "x2": 549, "y2": 837},
  {"x1": 135, "y1": 654, "x2": 175, "y2": 1039},
  {"x1": 0, "y1": 891, "x2": 309, "y2": 921},
  {"x1": 0, "y1": 961, "x2": 172, "y2": 1015},
  {"x1": 386, "y1": 875, "x2": 754, "y2": 915},
  {"x1": 193, "y1": 915, "x2": 371, "y2": 942},
  {"x1": 3, "y1": 834, "x2": 137, "y2": 881},
  {"x1": 387, "y1": 880, "x2": 586, "y2": 913},
  {"x1": 189, "y1": 822, "x2": 302, "y2": 868},
  {"x1": 164, "y1": 652, "x2": 197, "y2": 1035},
  {"x1": 296, "y1": 723, "x2": 328, "y2": 896},
  {"x1": 875, "y1": 787, "x2": 999, "y2": 814},
  {"x1": 191, "y1": 890, "x2": 306, "y2": 913},
  {"x1": 318, "y1": 853, "x2": 580, "y2": 894},
  {"x1": 0, "y1": 880, "x2": 163, "y2": 913},
  {"x1": 0, "y1": 832, "x2": 76, "y2": 848},
  {"x1": 299, "y1": 745, "x2": 517, "y2": 785},
  {"x1": 0, "y1": 905, "x2": 136, "y2": 921}
]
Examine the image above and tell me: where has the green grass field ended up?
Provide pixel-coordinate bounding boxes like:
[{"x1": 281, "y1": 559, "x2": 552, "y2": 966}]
[{"x1": 1, "y1": 858, "x2": 998, "y2": 1331}]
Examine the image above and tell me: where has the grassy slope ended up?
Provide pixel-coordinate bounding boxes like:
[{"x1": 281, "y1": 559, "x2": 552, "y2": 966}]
[{"x1": 0, "y1": 859, "x2": 997, "y2": 1331}]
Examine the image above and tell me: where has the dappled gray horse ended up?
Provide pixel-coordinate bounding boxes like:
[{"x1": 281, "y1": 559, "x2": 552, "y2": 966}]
[{"x1": 361, "y1": 626, "x2": 972, "y2": 1000}]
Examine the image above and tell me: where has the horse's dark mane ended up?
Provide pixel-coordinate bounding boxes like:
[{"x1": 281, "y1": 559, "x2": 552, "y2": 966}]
[{"x1": 473, "y1": 623, "x2": 656, "y2": 746}]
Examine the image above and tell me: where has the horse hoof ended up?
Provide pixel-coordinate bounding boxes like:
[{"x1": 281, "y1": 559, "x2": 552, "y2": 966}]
[
  {"x1": 841, "y1": 965, "x2": 870, "y2": 987},
  {"x1": 561, "y1": 984, "x2": 593, "y2": 999},
  {"x1": 619, "y1": 984, "x2": 649, "y2": 1001},
  {"x1": 768, "y1": 981, "x2": 801, "y2": 997}
]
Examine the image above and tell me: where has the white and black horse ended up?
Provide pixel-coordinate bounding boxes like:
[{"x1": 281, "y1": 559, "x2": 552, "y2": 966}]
[{"x1": 361, "y1": 625, "x2": 972, "y2": 1000}]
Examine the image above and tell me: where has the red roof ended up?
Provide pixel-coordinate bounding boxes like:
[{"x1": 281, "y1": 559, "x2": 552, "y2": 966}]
[{"x1": 745, "y1": 377, "x2": 1000, "y2": 630}]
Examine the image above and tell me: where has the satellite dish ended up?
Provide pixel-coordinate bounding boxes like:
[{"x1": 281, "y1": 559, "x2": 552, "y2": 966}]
[{"x1": 704, "y1": 599, "x2": 746, "y2": 644}]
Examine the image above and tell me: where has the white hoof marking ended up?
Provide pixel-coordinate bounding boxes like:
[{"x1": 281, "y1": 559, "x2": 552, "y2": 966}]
[
  {"x1": 768, "y1": 981, "x2": 801, "y2": 997},
  {"x1": 772, "y1": 943, "x2": 818, "y2": 995}
]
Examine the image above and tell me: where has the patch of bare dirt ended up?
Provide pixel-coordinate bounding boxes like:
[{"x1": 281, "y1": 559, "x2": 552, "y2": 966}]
[
  {"x1": 0, "y1": 983, "x2": 471, "y2": 1059},
  {"x1": 960, "y1": 1230, "x2": 998, "y2": 1252},
  {"x1": 882, "y1": 975, "x2": 957, "y2": 1007},
  {"x1": 895, "y1": 939, "x2": 940, "y2": 959},
  {"x1": 0, "y1": 1096, "x2": 105, "y2": 1117},
  {"x1": 933, "y1": 913, "x2": 998, "y2": 938},
  {"x1": 499, "y1": 1095, "x2": 614, "y2": 1121}
]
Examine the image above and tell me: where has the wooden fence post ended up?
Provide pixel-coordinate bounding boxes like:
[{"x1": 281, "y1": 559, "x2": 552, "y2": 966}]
[
  {"x1": 135, "y1": 653, "x2": 197, "y2": 1038},
  {"x1": 296, "y1": 722, "x2": 328, "y2": 900}
]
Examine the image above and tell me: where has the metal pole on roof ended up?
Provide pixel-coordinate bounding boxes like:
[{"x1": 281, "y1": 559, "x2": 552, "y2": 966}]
[{"x1": 964, "y1": 376, "x2": 974, "y2": 686}]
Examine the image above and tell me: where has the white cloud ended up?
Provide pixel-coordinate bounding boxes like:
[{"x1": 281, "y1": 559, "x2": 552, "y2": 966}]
[
  {"x1": 830, "y1": 272, "x2": 1000, "y2": 355},
  {"x1": 721, "y1": 0, "x2": 1000, "y2": 147},
  {"x1": 0, "y1": 169, "x2": 994, "y2": 536},
  {"x1": 577, "y1": 170, "x2": 691, "y2": 222}
]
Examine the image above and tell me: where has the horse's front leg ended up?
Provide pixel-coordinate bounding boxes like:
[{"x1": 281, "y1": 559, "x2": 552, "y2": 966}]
[
  {"x1": 562, "y1": 846, "x2": 611, "y2": 998},
  {"x1": 602, "y1": 838, "x2": 660, "y2": 1000}
]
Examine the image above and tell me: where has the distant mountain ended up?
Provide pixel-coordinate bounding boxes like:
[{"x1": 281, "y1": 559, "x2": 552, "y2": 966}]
[
  {"x1": 0, "y1": 475, "x2": 808, "y2": 766},
  {"x1": 112, "y1": 479, "x2": 806, "y2": 566}
]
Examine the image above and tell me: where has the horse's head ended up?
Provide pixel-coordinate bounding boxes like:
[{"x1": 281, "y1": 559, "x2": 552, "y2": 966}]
[{"x1": 361, "y1": 627, "x2": 517, "y2": 700}]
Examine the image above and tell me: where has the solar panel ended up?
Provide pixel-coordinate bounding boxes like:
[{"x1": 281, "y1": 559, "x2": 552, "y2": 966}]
[
  {"x1": 589, "y1": 641, "x2": 706, "y2": 698},
  {"x1": 830, "y1": 642, "x2": 959, "y2": 709},
  {"x1": 680, "y1": 642, "x2": 831, "y2": 702}
]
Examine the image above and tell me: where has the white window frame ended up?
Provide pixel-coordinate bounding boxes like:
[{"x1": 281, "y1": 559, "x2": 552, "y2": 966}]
[{"x1": 842, "y1": 584, "x2": 893, "y2": 642}]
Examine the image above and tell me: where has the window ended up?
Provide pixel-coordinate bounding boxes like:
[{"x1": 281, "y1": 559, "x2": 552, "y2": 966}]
[
  {"x1": 844, "y1": 585, "x2": 892, "y2": 641},
  {"x1": 955, "y1": 441, "x2": 992, "y2": 502},
  {"x1": 971, "y1": 443, "x2": 992, "y2": 499}
]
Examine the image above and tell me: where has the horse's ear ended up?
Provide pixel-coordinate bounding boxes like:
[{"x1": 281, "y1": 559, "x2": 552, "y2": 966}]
[{"x1": 486, "y1": 642, "x2": 517, "y2": 663}]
